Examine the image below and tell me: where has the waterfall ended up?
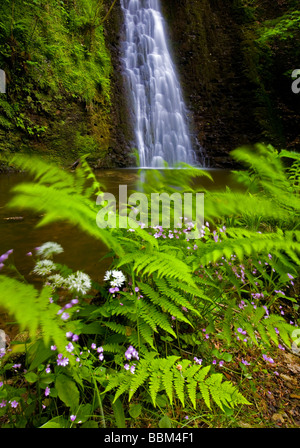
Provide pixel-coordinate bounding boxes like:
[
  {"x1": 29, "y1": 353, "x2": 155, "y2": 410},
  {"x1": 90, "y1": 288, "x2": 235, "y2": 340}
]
[{"x1": 120, "y1": 0, "x2": 197, "y2": 168}]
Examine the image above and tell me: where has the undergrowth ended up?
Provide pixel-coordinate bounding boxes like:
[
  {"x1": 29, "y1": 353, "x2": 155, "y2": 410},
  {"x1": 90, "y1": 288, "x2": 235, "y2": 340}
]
[{"x1": 0, "y1": 144, "x2": 299, "y2": 428}]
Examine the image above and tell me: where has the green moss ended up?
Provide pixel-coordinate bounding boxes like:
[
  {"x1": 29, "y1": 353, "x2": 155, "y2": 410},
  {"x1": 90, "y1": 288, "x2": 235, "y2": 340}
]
[{"x1": 0, "y1": 0, "x2": 114, "y2": 166}]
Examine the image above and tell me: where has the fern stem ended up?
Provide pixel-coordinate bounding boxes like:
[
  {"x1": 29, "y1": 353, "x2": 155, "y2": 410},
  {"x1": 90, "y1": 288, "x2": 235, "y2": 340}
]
[
  {"x1": 175, "y1": 320, "x2": 183, "y2": 357},
  {"x1": 92, "y1": 375, "x2": 106, "y2": 428},
  {"x1": 132, "y1": 270, "x2": 141, "y2": 351}
]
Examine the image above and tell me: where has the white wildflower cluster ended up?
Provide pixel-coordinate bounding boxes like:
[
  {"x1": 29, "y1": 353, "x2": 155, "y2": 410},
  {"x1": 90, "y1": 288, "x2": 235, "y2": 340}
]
[
  {"x1": 36, "y1": 242, "x2": 63, "y2": 259},
  {"x1": 66, "y1": 271, "x2": 92, "y2": 295},
  {"x1": 32, "y1": 242, "x2": 91, "y2": 295},
  {"x1": 104, "y1": 270, "x2": 126, "y2": 288},
  {"x1": 33, "y1": 259, "x2": 56, "y2": 276},
  {"x1": 47, "y1": 274, "x2": 66, "y2": 289}
]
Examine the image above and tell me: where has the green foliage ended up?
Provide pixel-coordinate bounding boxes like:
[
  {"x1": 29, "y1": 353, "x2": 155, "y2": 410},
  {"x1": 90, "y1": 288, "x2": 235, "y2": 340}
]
[
  {"x1": 0, "y1": 0, "x2": 113, "y2": 163},
  {"x1": 0, "y1": 276, "x2": 67, "y2": 354},
  {"x1": 104, "y1": 353, "x2": 251, "y2": 411},
  {"x1": 0, "y1": 145, "x2": 299, "y2": 427},
  {"x1": 256, "y1": 11, "x2": 300, "y2": 45},
  {"x1": 0, "y1": 0, "x2": 112, "y2": 104}
]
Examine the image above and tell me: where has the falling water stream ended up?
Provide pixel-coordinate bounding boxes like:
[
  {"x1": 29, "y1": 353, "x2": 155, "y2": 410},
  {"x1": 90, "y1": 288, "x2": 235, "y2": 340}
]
[{"x1": 120, "y1": 0, "x2": 197, "y2": 168}]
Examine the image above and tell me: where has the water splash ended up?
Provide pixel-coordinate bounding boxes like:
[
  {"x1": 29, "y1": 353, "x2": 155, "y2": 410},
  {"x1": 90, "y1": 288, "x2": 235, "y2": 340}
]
[{"x1": 120, "y1": 0, "x2": 198, "y2": 168}]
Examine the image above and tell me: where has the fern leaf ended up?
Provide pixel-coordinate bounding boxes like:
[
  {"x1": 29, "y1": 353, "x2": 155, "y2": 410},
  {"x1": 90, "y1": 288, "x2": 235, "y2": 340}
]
[
  {"x1": 128, "y1": 361, "x2": 151, "y2": 401},
  {"x1": 186, "y1": 378, "x2": 198, "y2": 409},
  {"x1": 173, "y1": 370, "x2": 185, "y2": 406},
  {"x1": 0, "y1": 276, "x2": 68, "y2": 357},
  {"x1": 149, "y1": 361, "x2": 162, "y2": 406}
]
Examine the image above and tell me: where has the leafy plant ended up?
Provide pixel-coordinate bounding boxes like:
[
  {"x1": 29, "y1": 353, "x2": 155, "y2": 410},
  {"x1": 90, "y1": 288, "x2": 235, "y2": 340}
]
[{"x1": 0, "y1": 145, "x2": 298, "y2": 428}]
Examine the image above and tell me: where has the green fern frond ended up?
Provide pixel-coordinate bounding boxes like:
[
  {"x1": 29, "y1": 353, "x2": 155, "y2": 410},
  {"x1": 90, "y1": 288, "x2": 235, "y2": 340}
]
[
  {"x1": 138, "y1": 299, "x2": 176, "y2": 337},
  {"x1": 0, "y1": 276, "x2": 68, "y2": 357},
  {"x1": 117, "y1": 251, "x2": 195, "y2": 284},
  {"x1": 106, "y1": 354, "x2": 249, "y2": 411},
  {"x1": 103, "y1": 322, "x2": 128, "y2": 336},
  {"x1": 137, "y1": 281, "x2": 192, "y2": 325},
  {"x1": 173, "y1": 369, "x2": 185, "y2": 406}
]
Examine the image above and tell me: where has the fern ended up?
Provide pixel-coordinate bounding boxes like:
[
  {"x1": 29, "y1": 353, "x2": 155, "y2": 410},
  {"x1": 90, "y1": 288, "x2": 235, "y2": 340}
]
[
  {"x1": 0, "y1": 276, "x2": 69, "y2": 358},
  {"x1": 104, "y1": 352, "x2": 251, "y2": 411},
  {"x1": 219, "y1": 300, "x2": 294, "y2": 349},
  {"x1": 137, "y1": 281, "x2": 193, "y2": 325},
  {"x1": 117, "y1": 251, "x2": 195, "y2": 284}
]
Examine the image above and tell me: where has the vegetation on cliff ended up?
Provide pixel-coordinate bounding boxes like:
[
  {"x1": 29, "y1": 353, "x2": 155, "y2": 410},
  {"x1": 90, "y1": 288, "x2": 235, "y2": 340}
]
[{"x1": 0, "y1": 0, "x2": 113, "y2": 167}]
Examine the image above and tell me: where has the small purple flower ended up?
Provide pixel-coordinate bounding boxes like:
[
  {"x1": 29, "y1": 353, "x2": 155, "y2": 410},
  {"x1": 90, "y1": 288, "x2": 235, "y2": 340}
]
[
  {"x1": 45, "y1": 386, "x2": 50, "y2": 396},
  {"x1": 45, "y1": 365, "x2": 51, "y2": 374},
  {"x1": 66, "y1": 331, "x2": 73, "y2": 338},
  {"x1": 72, "y1": 334, "x2": 79, "y2": 342},
  {"x1": 91, "y1": 343, "x2": 96, "y2": 350},
  {"x1": 99, "y1": 353, "x2": 104, "y2": 361},
  {"x1": 61, "y1": 312, "x2": 70, "y2": 320},
  {"x1": 130, "y1": 364, "x2": 136, "y2": 374},
  {"x1": 0, "y1": 400, "x2": 7, "y2": 408},
  {"x1": 0, "y1": 254, "x2": 8, "y2": 263},
  {"x1": 125, "y1": 346, "x2": 139, "y2": 361},
  {"x1": 57, "y1": 354, "x2": 69, "y2": 366},
  {"x1": 194, "y1": 357, "x2": 202, "y2": 365},
  {"x1": 70, "y1": 415, "x2": 76, "y2": 422},
  {"x1": 262, "y1": 354, "x2": 274, "y2": 364},
  {"x1": 124, "y1": 364, "x2": 130, "y2": 371},
  {"x1": 263, "y1": 306, "x2": 269, "y2": 316},
  {"x1": 9, "y1": 400, "x2": 18, "y2": 408},
  {"x1": 66, "y1": 342, "x2": 74, "y2": 353},
  {"x1": 241, "y1": 359, "x2": 250, "y2": 366},
  {"x1": 51, "y1": 345, "x2": 57, "y2": 351},
  {"x1": 13, "y1": 363, "x2": 21, "y2": 369}
]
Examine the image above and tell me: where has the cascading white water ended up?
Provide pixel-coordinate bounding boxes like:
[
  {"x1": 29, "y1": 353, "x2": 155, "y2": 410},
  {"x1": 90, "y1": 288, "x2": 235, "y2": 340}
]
[{"x1": 120, "y1": 0, "x2": 197, "y2": 168}]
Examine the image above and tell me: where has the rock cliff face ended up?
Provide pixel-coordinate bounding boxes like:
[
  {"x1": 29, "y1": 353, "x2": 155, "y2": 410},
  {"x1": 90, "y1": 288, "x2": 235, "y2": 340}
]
[
  {"x1": 160, "y1": 0, "x2": 261, "y2": 168},
  {"x1": 105, "y1": 0, "x2": 300, "y2": 168}
]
